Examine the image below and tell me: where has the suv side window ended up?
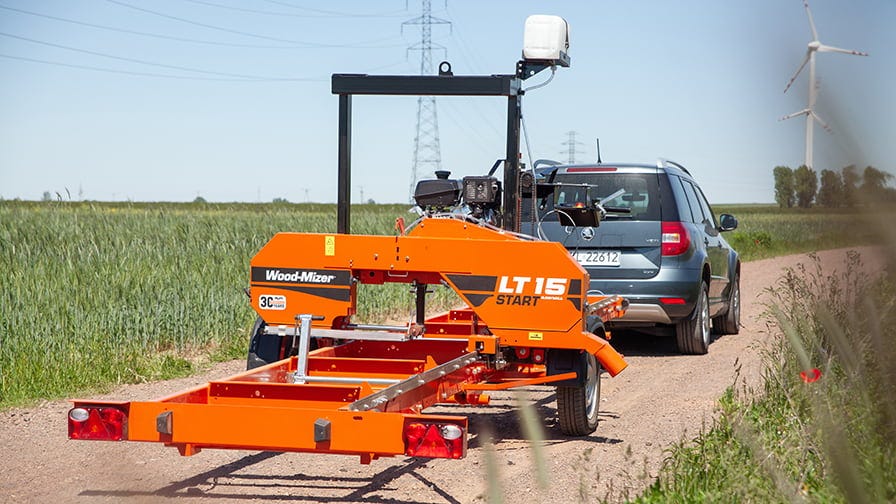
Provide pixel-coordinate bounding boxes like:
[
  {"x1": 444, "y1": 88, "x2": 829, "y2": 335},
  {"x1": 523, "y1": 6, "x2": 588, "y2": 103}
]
[
  {"x1": 668, "y1": 175, "x2": 696, "y2": 223},
  {"x1": 693, "y1": 184, "x2": 717, "y2": 228},
  {"x1": 679, "y1": 178, "x2": 704, "y2": 224}
]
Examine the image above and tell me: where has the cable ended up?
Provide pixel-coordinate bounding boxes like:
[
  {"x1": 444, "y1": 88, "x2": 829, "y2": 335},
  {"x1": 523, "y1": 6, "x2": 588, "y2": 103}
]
[
  {"x1": 105, "y1": 0, "x2": 401, "y2": 48},
  {"x1": 0, "y1": 4, "x2": 294, "y2": 49},
  {"x1": 181, "y1": 0, "x2": 407, "y2": 19},
  {"x1": 1, "y1": 51, "x2": 407, "y2": 83},
  {"x1": 260, "y1": 0, "x2": 408, "y2": 18},
  {"x1": 0, "y1": 52, "x2": 295, "y2": 81},
  {"x1": 522, "y1": 67, "x2": 556, "y2": 92},
  {"x1": 0, "y1": 31, "x2": 315, "y2": 80}
]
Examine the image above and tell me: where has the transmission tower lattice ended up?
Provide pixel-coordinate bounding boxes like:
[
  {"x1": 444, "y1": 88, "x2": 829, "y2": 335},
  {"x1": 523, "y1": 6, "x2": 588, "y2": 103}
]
[
  {"x1": 561, "y1": 130, "x2": 586, "y2": 164},
  {"x1": 403, "y1": 0, "x2": 451, "y2": 201}
]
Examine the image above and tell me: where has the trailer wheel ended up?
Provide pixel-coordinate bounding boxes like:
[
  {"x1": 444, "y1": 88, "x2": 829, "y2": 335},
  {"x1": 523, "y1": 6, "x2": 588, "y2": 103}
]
[
  {"x1": 676, "y1": 281, "x2": 710, "y2": 355},
  {"x1": 246, "y1": 317, "x2": 289, "y2": 370},
  {"x1": 556, "y1": 351, "x2": 600, "y2": 436}
]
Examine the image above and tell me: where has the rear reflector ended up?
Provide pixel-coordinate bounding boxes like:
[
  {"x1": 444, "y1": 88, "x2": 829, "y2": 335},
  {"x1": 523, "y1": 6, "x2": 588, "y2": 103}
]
[
  {"x1": 660, "y1": 297, "x2": 686, "y2": 305},
  {"x1": 661, "y1": 221, "x2": 691, "y2": 256},
  {"x1": 68, "y1": 406, "x2": 127, "y2": 441},
  {"x1": 565, "y1": 167, "x2": 617, "y2": 173},
  {"x1": 404, "y1": 422, "x2": 466, "y2": 459}
]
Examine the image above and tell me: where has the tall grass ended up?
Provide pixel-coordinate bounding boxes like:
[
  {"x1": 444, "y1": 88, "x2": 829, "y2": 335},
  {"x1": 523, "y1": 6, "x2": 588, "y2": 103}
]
[
  {"x1": 0, "y1": 201, "x2": 456, "y2": 407},
  {"x1": 716, "y1": 204, "x2": 895, "y2": 261},
  {"x1": 633, "y1": 237, "x2": 896, "y2": 502}
]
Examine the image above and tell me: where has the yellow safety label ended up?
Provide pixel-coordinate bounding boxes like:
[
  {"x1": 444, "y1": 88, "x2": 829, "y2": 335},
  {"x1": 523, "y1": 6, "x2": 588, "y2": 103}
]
[
  {"x1": 528, "y1": 332, "x2": 543, "y2": 341},
  {"x1": 324, "y1": 235, "x2": 336, "y2": 256}
]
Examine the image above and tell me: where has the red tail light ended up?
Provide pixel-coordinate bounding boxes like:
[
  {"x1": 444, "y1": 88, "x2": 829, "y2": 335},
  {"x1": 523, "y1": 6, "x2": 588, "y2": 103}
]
[
  {"x1": 565, "y1": 167, "x2": 618, "y2": 172},
  {"x1": 404, "y1": 422, "x2": 466, "y2": 459},
  {"x1": 661, "y1": 222, "x2": 691, "y2": 256},
  {"x1": 660, "y1": 297, "x2": 686, "y2": 305},
  {"x1": 68, "y1": 406, "x2": 127, "y2": 440}
]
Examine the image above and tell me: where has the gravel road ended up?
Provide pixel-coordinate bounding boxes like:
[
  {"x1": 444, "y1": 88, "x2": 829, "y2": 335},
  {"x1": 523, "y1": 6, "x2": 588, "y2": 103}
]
[{"x1": 0, "y1": 247, "x2": 883, "y2": 503}]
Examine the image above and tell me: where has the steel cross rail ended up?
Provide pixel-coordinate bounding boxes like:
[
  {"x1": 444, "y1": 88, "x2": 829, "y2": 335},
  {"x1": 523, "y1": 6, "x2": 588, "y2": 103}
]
[{"x1": 331, "y1": 70, "x2": 525, "y2": 234}]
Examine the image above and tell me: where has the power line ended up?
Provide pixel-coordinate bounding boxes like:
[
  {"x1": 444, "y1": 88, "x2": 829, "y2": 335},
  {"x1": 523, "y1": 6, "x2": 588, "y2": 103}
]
[
  {"x1": 0, "y1": 52, "x2": 286, "y2": 81},
  {"x1": 0, "y1": 3, "x2": 396, "y2": 49},
  {"x1": 0, "y1": 31, "x2": 316, "y2": 81},
  {"x1": 0, "y1": 51, "x2": 407, "y2": 82},
  {"x1": 180, "y1": 0, "x2": 407, "y2": 19},
  {"x1": 105, "y1": 0, "x2": 401, "y2": 48},
  {"x1": 441, "y1": 4, "x2": 504, "y2": 138},
  {"x1": 260, "y1": 0, "x2": 408, "y2": 18},
  {"x1": 0, "y1": 4, "x2": 283, "y2": 49}
]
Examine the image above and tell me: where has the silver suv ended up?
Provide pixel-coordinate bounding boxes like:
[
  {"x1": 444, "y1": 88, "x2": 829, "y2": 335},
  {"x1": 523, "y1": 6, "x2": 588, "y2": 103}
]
[{"x1": 525, "y1": 160, "x2": 740, "y2": 354}]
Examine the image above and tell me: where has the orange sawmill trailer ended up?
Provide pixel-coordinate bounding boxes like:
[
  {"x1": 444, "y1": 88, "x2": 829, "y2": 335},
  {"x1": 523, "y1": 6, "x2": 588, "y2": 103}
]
[{"x1": 68, "y1": 16, "x2": 629, "y2": 462}]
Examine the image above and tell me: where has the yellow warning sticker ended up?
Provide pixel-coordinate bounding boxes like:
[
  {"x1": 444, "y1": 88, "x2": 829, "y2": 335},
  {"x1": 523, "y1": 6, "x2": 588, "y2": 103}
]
[
  {"x1": 528, "y1": 332, "x2": 543, "y2": 341},
  {"x1": 324, "y1": 235, "x2": 336, "y2": 256}
]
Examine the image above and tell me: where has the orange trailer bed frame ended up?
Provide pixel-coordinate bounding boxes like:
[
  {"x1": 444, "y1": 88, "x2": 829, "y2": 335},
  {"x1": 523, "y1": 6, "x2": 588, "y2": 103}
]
[
  {"x1": 69, "y1": 51, "x2": 630, "y2": 462},
  {"x1": 70, "y1": 218, "x2": 627, "y2": 462}
]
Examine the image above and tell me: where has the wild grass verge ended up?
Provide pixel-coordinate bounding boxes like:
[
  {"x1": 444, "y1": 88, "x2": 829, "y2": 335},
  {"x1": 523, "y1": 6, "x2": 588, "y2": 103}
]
[{"x1": 631, "y1": 243, "x2": 896, "y2": 503}]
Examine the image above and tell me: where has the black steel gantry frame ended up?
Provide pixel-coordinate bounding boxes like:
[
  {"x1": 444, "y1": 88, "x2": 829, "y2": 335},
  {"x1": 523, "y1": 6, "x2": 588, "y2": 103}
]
[{"x1": 332, "y1": 62, "x2": 554, "y2": 235}]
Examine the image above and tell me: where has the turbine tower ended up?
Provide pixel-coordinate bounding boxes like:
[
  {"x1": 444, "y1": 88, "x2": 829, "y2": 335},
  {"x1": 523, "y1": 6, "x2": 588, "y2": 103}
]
[
  {"x1": 404, "y1": 0, "x2": 451, "y2": 201},
  {"x1": 781, "y1": 0, "x2": 867, "y2": 170}
]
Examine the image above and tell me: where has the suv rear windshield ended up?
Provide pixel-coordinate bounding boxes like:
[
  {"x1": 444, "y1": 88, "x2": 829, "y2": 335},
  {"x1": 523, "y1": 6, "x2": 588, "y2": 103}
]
[{"x1": 539, "y1": 172, "x2": 661, "y2": 221}]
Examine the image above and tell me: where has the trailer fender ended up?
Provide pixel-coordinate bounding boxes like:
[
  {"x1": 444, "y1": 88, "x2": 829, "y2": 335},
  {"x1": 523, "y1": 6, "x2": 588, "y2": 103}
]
[{"x1": 546, "y1": 348, "x2": 590, "y2": 387}]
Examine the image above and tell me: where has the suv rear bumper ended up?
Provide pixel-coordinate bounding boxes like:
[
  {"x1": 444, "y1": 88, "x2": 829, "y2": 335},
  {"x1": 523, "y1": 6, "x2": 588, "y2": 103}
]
[
  {"x1": 618, "y1": 303, "x2": 674, "y2": 324},
  {"x1": 588, "y1": 267, "x2": 702, "y2": 325}
]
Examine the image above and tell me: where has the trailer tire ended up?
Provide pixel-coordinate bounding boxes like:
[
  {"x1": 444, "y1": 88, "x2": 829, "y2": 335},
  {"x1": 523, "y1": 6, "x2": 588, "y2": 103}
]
[
  {"x1": 556, "y1": 351, "x2": 600, "y2": 436},
  {"x1": 246, "y1": 317, "x2": 289, "y2": 370},
  {"x1": 675, "y1": 281, "x2": 710, "y2": 355}
]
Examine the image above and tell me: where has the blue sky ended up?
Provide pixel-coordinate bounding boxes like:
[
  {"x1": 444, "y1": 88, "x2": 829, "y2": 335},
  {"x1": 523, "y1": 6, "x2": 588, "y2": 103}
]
[{"x1": 1, "y1": 0, "x2": 893, "y2": 204}]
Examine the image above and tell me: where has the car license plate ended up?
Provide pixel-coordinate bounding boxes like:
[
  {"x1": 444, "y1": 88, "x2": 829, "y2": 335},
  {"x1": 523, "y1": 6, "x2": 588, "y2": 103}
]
[{"x1": 573, "y1": 250, "x2": 621, "y2": 267}]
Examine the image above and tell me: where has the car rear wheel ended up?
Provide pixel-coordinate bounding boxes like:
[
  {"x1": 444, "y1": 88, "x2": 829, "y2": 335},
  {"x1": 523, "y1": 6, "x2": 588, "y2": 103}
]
[
  {"x1": 712, "y1": 272, "x2": 740, "y2": 335},
  {"x1": 675, "y1": 281, "x2": 710, "y2": 355}
]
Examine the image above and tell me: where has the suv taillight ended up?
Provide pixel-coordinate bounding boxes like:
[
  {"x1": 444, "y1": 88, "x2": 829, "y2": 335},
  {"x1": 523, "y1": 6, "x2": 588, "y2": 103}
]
[{"x1": 661, "y1": 222, "x2": 690, "y2": 256}]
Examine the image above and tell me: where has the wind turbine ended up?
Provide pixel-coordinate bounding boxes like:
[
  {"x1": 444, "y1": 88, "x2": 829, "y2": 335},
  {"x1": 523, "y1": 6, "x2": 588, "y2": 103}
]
[{"x1": 781, "y1": 0, "x2": 867, "y2": 170}]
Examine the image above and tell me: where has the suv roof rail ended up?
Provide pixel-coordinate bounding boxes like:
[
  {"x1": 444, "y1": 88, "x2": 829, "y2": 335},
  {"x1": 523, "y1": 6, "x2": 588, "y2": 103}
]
[
  {"x1": 533, "y1": 159, "x2": 562, "y2": 170},
  {"x1": 656, "y1": 158, "x2": 691, "y2": 176}
]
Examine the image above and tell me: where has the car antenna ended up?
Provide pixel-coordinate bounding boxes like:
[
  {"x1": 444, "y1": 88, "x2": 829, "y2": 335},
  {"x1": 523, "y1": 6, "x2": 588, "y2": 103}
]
[{"x1": 596, "y1": 138, "x2": 602, "y2": 164}]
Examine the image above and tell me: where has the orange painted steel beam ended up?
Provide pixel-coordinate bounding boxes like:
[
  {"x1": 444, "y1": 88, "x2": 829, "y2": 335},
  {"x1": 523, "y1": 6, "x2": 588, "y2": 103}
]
[{"x1": 463, "y1": 371, "x2": 578, "y2": 391}]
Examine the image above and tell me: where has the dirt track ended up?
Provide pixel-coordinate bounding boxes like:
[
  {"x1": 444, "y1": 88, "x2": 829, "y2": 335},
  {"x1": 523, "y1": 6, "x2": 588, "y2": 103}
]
[{"x1": 0, "y1": 247, "x2": 883, "y2": 503}]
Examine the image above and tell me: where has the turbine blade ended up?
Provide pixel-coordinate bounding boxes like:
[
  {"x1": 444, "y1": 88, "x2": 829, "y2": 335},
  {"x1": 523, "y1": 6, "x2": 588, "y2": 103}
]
[
  {"x1": 817, "y1": 44, "x2": 869, "y2": 56},
  {"x1": 780, "y1": 109, "x2": 810, "y2": 121},
  {"x1": 810, "y1": 111, "x2": 832, "y2": 133},
  {"x1": 804, "y1": 0, "x2": 819, "y2": 40},
  {"x1": 784, "y1": 51, "x2": 811, "y2": 93}
]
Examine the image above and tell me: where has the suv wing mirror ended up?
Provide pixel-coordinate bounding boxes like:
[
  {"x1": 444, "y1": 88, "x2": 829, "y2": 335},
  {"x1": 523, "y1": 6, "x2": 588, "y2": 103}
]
[{"x1": 718, "y1": 213, "x2": 738, "y2": 232}]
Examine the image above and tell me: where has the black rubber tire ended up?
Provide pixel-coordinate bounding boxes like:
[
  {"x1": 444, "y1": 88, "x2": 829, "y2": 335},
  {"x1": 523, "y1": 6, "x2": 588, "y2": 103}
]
[
  {"x1": 675, "y1": 281, "x2": 711, "y2": 355},
  {"x1": 712, "y1": 272, "x2": 740, "y2": 335},
  {"x1": 246, "y1": 317, "x2": 289, "y2": 370},
  {"x1": 556, "y1": 351, "x2": 600, "y2": 436}
]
